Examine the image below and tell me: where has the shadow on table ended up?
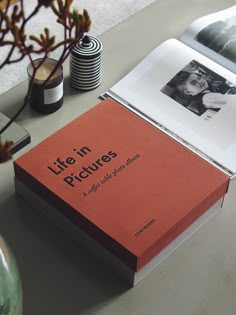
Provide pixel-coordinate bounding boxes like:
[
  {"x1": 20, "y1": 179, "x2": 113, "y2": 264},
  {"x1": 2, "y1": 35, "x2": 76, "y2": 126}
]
[{"x1": 0, "y1": 193, "x2": 130, "y2": 315}]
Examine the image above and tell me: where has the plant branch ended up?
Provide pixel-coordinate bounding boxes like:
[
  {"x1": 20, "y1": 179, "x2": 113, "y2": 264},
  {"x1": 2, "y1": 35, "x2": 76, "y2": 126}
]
[{"x1": 0, "y1": 0, "x2": 91, "y2": 161}]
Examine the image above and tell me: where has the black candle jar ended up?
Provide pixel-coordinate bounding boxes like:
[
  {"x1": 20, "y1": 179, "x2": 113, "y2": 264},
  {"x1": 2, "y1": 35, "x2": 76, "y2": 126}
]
[{"x1": 27, "y1": 58, "x2": 63, "y2": 114}]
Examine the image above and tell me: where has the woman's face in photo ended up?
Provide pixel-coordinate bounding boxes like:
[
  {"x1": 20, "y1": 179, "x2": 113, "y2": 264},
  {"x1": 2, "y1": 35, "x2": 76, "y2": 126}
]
[{"x1": 181, "y1": 73, "x2": 209, "y2": 96}]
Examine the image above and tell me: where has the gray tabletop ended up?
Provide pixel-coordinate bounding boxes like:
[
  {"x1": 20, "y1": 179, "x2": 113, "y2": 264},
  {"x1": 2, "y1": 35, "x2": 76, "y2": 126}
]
[{"x1": 1, "y1": 1, "x2": 236, "y2": 314}]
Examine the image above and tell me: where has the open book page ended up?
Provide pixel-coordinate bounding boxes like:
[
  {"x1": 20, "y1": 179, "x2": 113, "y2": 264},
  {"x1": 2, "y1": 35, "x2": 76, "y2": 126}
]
[
  {"x1": 180, "y1": 6, "x2": 236, "y2": 74},
  {"x1": 108, "y1": 39, "x2": 236, "y2": 174}
]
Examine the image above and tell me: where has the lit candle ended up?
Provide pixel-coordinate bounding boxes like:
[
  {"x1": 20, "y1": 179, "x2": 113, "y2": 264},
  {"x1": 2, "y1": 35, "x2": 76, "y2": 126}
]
[{"x1": 27, "y1": 58, "x2": 63, "y2": 114}]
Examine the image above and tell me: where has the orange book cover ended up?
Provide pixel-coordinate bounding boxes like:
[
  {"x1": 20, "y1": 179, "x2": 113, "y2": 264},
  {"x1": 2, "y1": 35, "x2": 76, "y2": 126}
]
[{"x1": 14, "y1": 99, "x2": 229, "y2": 271}]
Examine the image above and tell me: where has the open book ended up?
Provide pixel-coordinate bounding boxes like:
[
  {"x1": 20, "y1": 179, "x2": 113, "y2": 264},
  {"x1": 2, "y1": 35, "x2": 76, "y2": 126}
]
[{"x1": 103, "y1": 5, "x2": 236, "y2": 176}]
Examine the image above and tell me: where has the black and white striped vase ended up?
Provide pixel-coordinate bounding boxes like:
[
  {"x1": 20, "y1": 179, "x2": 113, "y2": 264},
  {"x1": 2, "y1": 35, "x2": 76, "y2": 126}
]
[{"x1": 70, "y1": 35, "x2": 103, "y2": 91}]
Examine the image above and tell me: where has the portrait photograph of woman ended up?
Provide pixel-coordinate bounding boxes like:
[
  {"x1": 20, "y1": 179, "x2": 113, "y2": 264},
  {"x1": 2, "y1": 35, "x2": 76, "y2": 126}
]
[{"x1": 161, "y1": 60, "x2": 236, "y2": 118}]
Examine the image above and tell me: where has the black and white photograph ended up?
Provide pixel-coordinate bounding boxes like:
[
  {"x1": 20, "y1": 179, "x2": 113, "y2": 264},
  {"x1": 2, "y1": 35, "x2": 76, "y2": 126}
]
[
  {"x1": 161, "y1": 60, "x2": 236, "y2": 117},
  {"x1": 195, "y1": 15, "x2": 236, "y2": 63}
]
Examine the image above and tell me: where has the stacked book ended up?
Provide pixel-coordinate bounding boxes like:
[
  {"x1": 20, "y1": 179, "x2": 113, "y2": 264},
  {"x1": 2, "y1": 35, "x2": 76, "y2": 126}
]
[
  {"x1": 14, "y1": 99, "x2": 229, "y2": 285},
  {"x1": 0, "y1": 112, "x2": 30, "y2": 155},
  {"x1": 14, "y1": 6, "x2": 236, "y2": 285}
]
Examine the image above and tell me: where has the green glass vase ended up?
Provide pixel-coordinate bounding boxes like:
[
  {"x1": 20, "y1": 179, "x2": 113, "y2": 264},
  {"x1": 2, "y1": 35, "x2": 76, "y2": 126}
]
[{"x1": 0, "y1": 235, "x2": 22, "y2": 315}]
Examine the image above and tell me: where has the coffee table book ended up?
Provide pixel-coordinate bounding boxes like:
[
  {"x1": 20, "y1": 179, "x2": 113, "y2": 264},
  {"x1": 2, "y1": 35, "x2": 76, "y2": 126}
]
[{"x1": 14, "y1": 98, "x2": 229, "y2": 285}]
